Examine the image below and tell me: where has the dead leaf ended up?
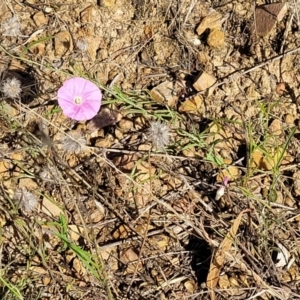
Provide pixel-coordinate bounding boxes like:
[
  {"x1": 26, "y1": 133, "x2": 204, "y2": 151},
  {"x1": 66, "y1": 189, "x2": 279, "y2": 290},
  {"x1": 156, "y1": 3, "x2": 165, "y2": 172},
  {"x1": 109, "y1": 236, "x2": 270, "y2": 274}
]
[{"x1": 206, "y1": 209, "x2": 251, "y2": 300}]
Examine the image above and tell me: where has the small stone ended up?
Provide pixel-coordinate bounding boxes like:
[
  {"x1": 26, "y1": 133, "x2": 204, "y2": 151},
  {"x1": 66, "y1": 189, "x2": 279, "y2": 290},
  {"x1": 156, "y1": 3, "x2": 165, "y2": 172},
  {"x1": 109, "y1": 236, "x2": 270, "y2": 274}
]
[
  {"x1": 196, "y1": 12, "x2": 223, "y2": 35},
  {"x1": 0, "y1": 0, "x2": 7, "y2": 16},
  {"x1": 68, "y1": 225, "x2": 83, "y2": 241},
  {"x1": 19, "y1": 178, "x2": 38, "y2": 190},
  {"x1": 43, "y1": 6, "x2": 53, "y2": 14},
  {"x1": 206, "y1": 123, "x2": 232, "y2": 150},
  {"x1": 251, "y1": 147, "x2": 289, "y2": 171},
  {"x1": 269, "y1": 119, "x2": 282, "y2": 136},
  {"x1": 138, "y1": 144, "x2": 152, "y2": 151},
  {"x1": 41, "y1": 275, "x2": 51, "y2": 285},
  {"x1": 120, "y1": 248, "x2": 142, "y2": 274},
  {"x1": 95, "y1": 134, "x2": 114, "y2": 148},
  {"x1": 118, "y1": 119, "x2": 133, "y2": 133},
  {"x1": 197, "y1": 52, "x2": 209, "y2": 63},
  {"x1": 275, "y1": 191, "x2": 283, "y2": 204},
  {"x1": 72, "y1": 257, "x2": 86, "y2": 275},
  {"x1": 285, "y1": 114, "x2": 295, "y2": 126},
  {"x1": 32, "y1": 11, "x2": 48, "y2": 27},
  {"x1": 207, "y1": 29, "x2": 225, "y2": 48},
  {"x1": 284, "y1": 197, "x2": 294, "y2": 207},
  {"x1": 276, "y1": 82, "x2": 287, "y2": 95},
  {"x1": 80, "y1": 5, "x2": 94, "y2": 24},
  {"x1": 114, "y1": 128, "x2": 123, "y2": 140},
  {"x1": 254, "y1": 3, "x2": 288, "y2": 37},
  {"x1": 29, "y1": 42, "x2": 45, "y2": 55},
  {"x1": 54, "y1": 31, "x2": 73, "y2": 56},
  {"x1": 184, "y1": 280, "x2": 196, "y2": 293},
  {"x1": 216, "y1": 166, "x2": 239, "y2": 182},
  {"x1": 150, "y1": 81, "x2": 178, "y2": 107},
  {"x1": 193, "y1": 71, "x2": 216, "y2": 92},
  {"x1": 293, "y1": 171, "x2": 300, "y2": 196},
  {"x1": 90, "y1": 210, "x2": 104, "y2": 223},
  {"x1": 112, "y1": 154, "x2": 137, "y2": 172},
  {"x1": 182, "y1": 147, "x2": 196, "y2": 157},
  {"x1": 42, "y1": 197, "x2": 64, "y2": 217},
  {"x1": 179, "y1": 94, "x2": 202, "y2": 113}
]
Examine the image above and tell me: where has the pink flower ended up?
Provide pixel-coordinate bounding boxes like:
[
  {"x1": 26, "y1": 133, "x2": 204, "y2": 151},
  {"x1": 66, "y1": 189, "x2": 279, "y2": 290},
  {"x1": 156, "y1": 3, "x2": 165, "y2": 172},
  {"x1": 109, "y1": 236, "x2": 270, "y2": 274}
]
[{"x1": 57, "y1": 77, "x2": 102, "y2": 121}]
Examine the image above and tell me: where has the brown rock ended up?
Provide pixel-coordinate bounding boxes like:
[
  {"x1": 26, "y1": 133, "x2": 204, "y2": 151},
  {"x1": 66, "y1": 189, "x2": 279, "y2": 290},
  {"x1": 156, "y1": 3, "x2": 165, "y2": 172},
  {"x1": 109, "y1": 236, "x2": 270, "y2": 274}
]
[
  {"x1": 95, "y1": 134, "x2": 114, "y2": 148},
  {"x1": 29, "y1": 42, "x2": 45, "y2": 56},
  {"x1": 293, "y1": 171, "x2": 300, "y2": 196},
  {"x1": 112, "y1": 154, "x2": 137, "y2": 171},
  {"x1": 42, "y1": 197, "x2": 64, "y2": 217},
  {"x1": 118, "y1": 119, "x2": 133, "y2": 133},
  {"x1": 216, "y1": 166, "x2": 239, "y2": 182},
  {"x1": 285, "y1": 114, "x2": 295, "y2": 126},
  {"x1": 251, "y1": 147, "x2": 290, "y2": 171},
  {"x1": 255, "y1": 3, "x2": 288, "y2": 37},
  {"x1": 196, "y1": 12, "x2": 223, "y2": 35},
  {"x1": 33, "y1": 11, "x2": 48, "y2": 27},
  {"x1": 19, "y1": 178, "x2": 38, "y2": 190},
  {"x1": 269, "y1": 119, "x2": 282, "y2": 136},
  {"x1": 0, "y1": 0, "x2": 7, "y2": 16},
  {"x1": 276, "y1": 82, "x2": 287, "y2": 95},
  {"x1": 80, "y1": 5, "x2": 94, "y2": 24},
  {"x1": 150, "y1": 81, "x2": 178, "y2": 107},
  {"x1": 54, "y1": 31, "x2": 73, "y2": 56},
  {"x1": 206, "y1": 123, "x2": 233, "y2": 151},
  {"x1": 68, "y1": 225, "x2": 84, "y2": 241},
  {"x1": 179, "y1": 94, "x2": 202, "y2": 113},
  {"x1": 193, "y1": 71, "x2": 216, "y2": 92},
  {"x1": 120, "y1": 248, "x2": 142, "y2": 274},
  {"x1": 207, "y1": 29, "x2": 225, "y2": 48}
]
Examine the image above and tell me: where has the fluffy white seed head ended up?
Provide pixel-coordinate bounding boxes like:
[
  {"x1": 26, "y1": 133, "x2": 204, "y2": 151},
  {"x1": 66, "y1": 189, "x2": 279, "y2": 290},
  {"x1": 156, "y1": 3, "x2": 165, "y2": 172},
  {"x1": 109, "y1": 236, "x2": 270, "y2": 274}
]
[
  {"x1": 148, "y1": 121, "x2": 171, "y2": 150},
  {"x1": 76, "y1": 39, "x2": 88, "y2": 52},
  {"x1": 61, "y1": 131, "x2": 86, "y2": 154},
  {"x1": 14, "y1": 187, "x2": 39, "y2": 213},
  {"x1": 2, "y1": 15, "x2": 22, "y2": 37},
  {"x1": 40, "y1": 165, "x2": 59, "y2": 182},
  {"x1": 1, "y1": 77, "x2": 22, "y2": 99}
]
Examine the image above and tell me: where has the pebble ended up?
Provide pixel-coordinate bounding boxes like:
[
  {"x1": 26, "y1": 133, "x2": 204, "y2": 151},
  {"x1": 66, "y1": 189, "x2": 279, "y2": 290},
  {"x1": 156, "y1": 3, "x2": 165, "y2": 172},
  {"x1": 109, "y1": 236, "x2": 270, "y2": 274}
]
[
  {"x1": 150, "y1": 81, "x2": 178, "y2": 107},
  {"x1": 207, "y1": 29, "x2": 225, "y2": 48},
  {"x1": 254, "y1": 3, "x2": 287, "y2": 37},
  {"x1": 33, "y1": 11, "x2": 48, "y2": 27},
  {"x1": 193, "y1": 71, "x2": 216, "y2": 92},
  {"x1": 196, "y1": 12, "x2": 223, "y2": 35},
  {"x1": 54, "y1": 31, "x2": 73, "y2": 56}
]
